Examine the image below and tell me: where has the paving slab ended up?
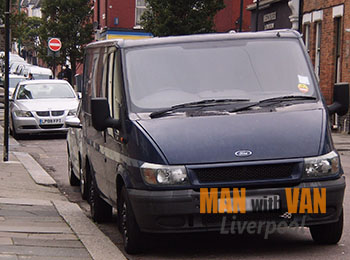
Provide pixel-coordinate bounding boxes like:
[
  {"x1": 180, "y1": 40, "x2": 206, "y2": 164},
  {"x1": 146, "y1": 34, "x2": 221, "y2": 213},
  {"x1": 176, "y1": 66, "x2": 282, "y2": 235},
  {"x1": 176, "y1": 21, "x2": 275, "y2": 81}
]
[
  {"x1": 0, "y1": 232, "x2": 78, "y2": 240},
  {"x1": 13, "y1": 238, "x2": 84, "y2": 248},
  {"x1": 0, "y1": 237, "x2": 12, "y2": 245},
  {"x1": 0, "y1": 245, "x2": 91, "y2": 258},
  {"x1": 0, "y1": 255, "x2": 18, "y2": 260}
]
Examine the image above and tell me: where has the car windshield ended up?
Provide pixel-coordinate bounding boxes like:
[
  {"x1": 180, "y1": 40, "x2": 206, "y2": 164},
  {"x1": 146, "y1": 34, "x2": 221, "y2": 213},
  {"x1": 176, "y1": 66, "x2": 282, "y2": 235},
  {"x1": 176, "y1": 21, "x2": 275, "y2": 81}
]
[
  {"x1": 125, "y1": 38, "x2": 317, "y2": 112},
  {"x1": 17, "y1": 83, "x2": 75, "y2": 100}
]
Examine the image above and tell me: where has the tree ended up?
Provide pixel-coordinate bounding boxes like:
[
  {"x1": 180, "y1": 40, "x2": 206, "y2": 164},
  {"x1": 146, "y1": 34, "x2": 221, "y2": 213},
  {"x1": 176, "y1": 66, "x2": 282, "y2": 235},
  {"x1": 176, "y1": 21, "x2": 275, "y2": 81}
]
[
  {"x1": 20, "y1": 16, "x2": 42, "y2": 58},
  {"x1": 39, "y1": 0, "x2": 93, "y2": 80},
  {"x1": 0, "y1": 0, "x2": 22, "y2": 42},
  {"x1": 141, "y1": 0, "x2": 225, "y2": 36}
]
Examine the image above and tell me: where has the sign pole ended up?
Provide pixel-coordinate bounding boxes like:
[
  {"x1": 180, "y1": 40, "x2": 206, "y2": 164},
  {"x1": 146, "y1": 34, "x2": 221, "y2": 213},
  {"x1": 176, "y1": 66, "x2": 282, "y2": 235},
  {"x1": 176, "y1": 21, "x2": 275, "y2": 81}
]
[
  {"x1": 53, "y1": 52, "x2": 56, "y2": 79},
  {"x1": 3, "y1": 0, "x2": 10, "y2": 162},
  {"x1": 48, "y1": 38, "x2": 61, "y2": 78}
]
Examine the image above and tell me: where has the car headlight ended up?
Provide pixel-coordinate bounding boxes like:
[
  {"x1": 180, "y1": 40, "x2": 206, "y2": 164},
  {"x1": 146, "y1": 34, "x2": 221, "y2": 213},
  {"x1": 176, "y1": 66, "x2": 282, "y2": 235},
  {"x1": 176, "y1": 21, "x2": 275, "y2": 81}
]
[
  {"x1": 304, "y1": 151, "x2": 340, "y2": 178},
  {"x1": 14, "y1": 110, "x2": 33, "y2": 117},
  {"x1": 68, "y1": 109, "x2": 77, "y2": 116},
  {"x1": 141, "y1": 163, "x2": 188, "y2": 185}
]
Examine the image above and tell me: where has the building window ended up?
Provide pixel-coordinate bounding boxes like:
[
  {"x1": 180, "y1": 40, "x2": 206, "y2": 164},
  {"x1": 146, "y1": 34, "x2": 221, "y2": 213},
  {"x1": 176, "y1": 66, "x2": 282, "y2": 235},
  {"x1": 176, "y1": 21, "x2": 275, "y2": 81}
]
[
  {"x1": 315, "y1": 22, "x2": 322, "y2": 81},
  {"x1": 135, "y1": 0, "x2": 147, "y2": 28},
  {"x1": 335, "y1": 17, "x2": 342, "y2": 83}
]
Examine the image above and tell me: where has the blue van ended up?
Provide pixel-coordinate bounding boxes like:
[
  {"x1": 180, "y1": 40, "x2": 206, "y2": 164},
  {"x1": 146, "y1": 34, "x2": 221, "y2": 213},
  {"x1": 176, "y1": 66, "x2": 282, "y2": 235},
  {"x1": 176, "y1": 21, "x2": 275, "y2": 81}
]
[{"x1": 66, "y1": 30, "x2": 348, "y2": 254}]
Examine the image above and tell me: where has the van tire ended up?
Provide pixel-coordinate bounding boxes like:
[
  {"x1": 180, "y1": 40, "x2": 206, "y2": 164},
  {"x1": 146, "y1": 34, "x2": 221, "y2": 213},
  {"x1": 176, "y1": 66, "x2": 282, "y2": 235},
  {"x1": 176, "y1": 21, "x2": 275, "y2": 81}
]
[
  {"x1": 119, "y1": 186, "x2": 143, "y2": 254},
  {"x1": 80, "y1": 159, "x2": 89, "y2": 200},
  {"x1": 310, "y1": 209, "x2": 343, "y2": 244},
  {"x1": 68, "y1": 154, "x2": 80, "y2": 186},
  {"x1": 89, "y1": 175, "x2": 112, "y2": 223}
]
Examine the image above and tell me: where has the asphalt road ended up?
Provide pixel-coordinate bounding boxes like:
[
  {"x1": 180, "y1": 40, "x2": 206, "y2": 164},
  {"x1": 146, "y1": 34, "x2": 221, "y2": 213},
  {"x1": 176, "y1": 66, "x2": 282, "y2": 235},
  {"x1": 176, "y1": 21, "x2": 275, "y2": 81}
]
[{"x1": 0, "y1": 108, "x2": 349, "y2": 259}]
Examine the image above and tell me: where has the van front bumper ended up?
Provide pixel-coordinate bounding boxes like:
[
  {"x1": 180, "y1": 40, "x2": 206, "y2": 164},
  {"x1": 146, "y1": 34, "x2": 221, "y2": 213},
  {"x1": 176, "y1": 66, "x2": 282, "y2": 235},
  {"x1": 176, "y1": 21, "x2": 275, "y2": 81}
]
[{"x1": 127, "y1": 177, "x2": 345, "y2": 233}]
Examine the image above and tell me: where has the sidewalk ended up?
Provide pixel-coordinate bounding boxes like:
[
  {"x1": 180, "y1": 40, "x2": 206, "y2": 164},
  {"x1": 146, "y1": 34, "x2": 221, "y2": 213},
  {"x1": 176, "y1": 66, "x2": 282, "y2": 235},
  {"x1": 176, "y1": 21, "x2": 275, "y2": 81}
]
[
  {"x1": 332, "y1": 132, "x2": 350, "y2": 151},
  {"x1": 0, "y1": 128, "x2": 126, "y2": 259}
]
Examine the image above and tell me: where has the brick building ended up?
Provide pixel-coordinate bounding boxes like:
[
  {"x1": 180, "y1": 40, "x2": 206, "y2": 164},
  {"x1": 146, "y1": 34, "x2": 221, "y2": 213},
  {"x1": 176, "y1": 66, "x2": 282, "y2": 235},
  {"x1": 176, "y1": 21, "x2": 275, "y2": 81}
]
[
  {"x1": 302, "y1": 1, "x2": 349, "y2": 129},
  {"x1": 93, "y1": 0, "x2": 253, "y2": 40},
  {"x1": 215, "y1": 0, "x2": 253, "y2": 32}
]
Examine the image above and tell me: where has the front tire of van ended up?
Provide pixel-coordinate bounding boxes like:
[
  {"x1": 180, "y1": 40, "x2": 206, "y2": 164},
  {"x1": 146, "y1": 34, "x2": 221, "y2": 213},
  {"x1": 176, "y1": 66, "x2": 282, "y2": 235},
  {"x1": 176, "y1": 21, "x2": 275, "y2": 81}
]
[
  {"x1": 119, "y1": 186, "x2": 143, "y2": 254},
  {"x1": 310, "y1": 209, "x2": 343, "y2": 244},
  {"x1": 89, "y1": 175, "x2": 112, "y2": 223}
]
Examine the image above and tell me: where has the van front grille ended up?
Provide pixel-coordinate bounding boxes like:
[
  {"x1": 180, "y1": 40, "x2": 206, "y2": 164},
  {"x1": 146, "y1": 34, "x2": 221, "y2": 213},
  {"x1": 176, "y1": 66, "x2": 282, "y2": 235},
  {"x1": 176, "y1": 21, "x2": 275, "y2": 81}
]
[{"x1": 193, "y1": 163, "x2": 295, "y2": 183}]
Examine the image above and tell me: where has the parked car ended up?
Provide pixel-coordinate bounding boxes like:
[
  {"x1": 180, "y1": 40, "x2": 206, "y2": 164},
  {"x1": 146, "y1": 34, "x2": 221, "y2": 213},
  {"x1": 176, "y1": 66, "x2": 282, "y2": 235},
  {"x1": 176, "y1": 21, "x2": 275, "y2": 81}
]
[
  {"x1": 67, "y1": 30, "x2": 348, "y2": 254},
  {"x1": 0, "y1": 74, "x2": 27, "y2": 104},
  {"x1": 10, "y1": 79, "x2": 79, "y2": 139},
  {"x1": 66, "y1": 101, "x2": 89, "y2": 199}
]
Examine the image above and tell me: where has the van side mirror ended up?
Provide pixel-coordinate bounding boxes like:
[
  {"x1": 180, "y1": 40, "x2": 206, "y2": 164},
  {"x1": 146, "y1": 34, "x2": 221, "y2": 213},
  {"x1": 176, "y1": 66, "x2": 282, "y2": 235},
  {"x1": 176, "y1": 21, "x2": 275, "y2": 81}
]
[
  {"x1": 91, "y1": 98, "x2": 120, "y2": 131},
  {"x1": 328, "y1": 83, "x2": 349, "y2": 116}
]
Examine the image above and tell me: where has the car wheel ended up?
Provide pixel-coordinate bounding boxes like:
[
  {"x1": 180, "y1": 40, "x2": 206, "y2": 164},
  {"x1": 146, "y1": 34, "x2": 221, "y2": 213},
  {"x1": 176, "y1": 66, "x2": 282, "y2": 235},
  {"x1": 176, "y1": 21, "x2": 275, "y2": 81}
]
[
  {"x1": 79, "y1": 158, "x2": 89, "y2": 200},
  {"x1": 119, "y1": 186, "x2": 143, "y2": 254},
  {"x1": 68, "y1": 151, "x2": 79, "y2": 186},
  {"x1": 10, "y1": 119, "x2": 21, "y2": 140},
  {"x1": 310, "y1": 209, "x2": 343, "y2": 244},
  {"x1": 89, "y1": 175, "x2": 112, "y2": 223}
]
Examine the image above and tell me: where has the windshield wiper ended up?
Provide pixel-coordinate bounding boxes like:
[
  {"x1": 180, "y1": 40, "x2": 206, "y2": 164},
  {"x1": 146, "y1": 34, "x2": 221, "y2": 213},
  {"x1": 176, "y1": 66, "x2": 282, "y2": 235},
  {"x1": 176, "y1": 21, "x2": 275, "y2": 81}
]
[
  {"x1": 258, "y1": 95, "x2": 317, "y2": 104},
  {"x1": 229, "y1": 95, "x2": 317, "y2": 113},
  {"x1": 150, "y1": 98, "x2": 250, "y2": 118}
]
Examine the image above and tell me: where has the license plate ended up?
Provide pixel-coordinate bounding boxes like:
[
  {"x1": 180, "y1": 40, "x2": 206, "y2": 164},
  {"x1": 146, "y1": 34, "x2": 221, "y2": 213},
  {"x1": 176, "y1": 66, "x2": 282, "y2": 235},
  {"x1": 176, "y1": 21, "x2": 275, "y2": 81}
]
[
  {"x1": 218, "y1": 195, "x2": 280, "y2": 213},
  {"x1": 39, "y1": 118, "x2": 62, "y2": 124}
]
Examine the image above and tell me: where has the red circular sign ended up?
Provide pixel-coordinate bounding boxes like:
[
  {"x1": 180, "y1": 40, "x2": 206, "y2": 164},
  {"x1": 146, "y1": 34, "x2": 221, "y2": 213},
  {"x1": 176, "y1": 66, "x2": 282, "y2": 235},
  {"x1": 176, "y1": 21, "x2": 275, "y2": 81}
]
[{"x1": 48, "y1": 38, "x2": 62, "y2": 52}]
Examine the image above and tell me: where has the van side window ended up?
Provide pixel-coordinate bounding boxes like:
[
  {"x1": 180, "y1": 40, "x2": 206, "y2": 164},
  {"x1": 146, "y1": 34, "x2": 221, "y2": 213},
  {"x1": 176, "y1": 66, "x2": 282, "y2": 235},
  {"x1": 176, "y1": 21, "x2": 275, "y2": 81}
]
[
  {"x1": 82, "y1": 51, "x2": 93, "y2": 113},
  {"x1": 107, "y1": 52, "x2": 115, "y2": 118},
  {"x1": 95, "y1": 47, "x2": 106, "y2": 97},
  {"x1": 100, "y1": 51, "x2": 109, "y2": 99},
  {"x1": 113, "y1": 52, "x2": 123, "y2": 120}
]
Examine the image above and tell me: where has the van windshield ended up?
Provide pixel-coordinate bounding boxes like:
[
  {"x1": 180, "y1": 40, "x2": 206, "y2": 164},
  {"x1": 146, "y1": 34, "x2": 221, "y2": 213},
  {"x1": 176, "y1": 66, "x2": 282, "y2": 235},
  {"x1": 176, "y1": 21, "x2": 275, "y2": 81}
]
[{"x1": 125, "y1": 38, "x2": 317, "y2": 111}]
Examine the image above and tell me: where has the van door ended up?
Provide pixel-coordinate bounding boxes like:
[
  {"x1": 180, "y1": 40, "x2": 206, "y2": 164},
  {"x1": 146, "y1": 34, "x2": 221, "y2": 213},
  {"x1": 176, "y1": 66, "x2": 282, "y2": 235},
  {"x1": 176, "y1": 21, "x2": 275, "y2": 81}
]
[
  {"x1": 103, "y1": 49, "x2": 124, "y2": 203},
  {"x1": 84, "y1": 48, "x2": 110, "y2": 198}
]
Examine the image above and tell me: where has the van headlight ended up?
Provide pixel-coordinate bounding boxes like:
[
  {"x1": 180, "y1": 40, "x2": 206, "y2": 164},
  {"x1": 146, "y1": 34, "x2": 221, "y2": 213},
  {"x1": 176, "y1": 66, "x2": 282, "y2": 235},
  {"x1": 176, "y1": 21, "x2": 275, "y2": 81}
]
[
  {"x1": 141, "y1": 163, "x2": 188, "y2": 185},
  {"x1": 14, "y1": 110, "x2": 33, "y2": 117},
  {"x1": 304, "y1": 151, "x2": 340, "y2": 178}
]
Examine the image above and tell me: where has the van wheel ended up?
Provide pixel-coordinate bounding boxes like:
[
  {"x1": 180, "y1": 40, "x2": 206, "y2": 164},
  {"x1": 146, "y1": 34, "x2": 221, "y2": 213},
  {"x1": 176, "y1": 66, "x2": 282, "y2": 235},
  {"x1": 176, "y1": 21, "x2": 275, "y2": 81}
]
[
  {"x1": 89, "y1": 175, "x2": 112, "y2": 223},
  {"x1": 310, "y1": 209, "x2": 343, "y2": 244},
  {"x1": 119, "y1": 186, "x2": 143, "y2": 254},
  {"x1": 79, "y1": 159, "x2": 89, "y2": 200},
  {"x1": 68, "y1": 155, "x2": 79, "y2": 186}
]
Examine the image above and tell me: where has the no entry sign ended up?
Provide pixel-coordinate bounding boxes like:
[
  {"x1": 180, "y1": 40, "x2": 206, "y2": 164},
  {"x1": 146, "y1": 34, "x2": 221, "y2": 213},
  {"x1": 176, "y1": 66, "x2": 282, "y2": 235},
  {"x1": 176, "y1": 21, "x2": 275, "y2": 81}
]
[{"x1": 48, "y1": 38, "x2": 62, "y2": 52}]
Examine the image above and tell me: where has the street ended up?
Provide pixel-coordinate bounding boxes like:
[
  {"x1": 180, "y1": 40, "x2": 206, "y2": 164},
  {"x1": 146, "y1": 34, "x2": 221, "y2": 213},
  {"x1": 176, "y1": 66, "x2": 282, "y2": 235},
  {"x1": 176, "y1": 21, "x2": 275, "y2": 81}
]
[{"x1": 0, "y1": 108, "x2": 349, "y2": 259}]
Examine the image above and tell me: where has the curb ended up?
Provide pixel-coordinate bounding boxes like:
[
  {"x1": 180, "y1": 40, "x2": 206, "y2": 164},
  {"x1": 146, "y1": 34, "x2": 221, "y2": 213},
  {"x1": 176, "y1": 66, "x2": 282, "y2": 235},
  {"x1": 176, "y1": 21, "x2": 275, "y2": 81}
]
[
  {"x1": 53, "y1": 200, "x2": 127, "y2": 260},
  {"x1": 13, "y1": 151, "x2": 57, "y2": 186}
]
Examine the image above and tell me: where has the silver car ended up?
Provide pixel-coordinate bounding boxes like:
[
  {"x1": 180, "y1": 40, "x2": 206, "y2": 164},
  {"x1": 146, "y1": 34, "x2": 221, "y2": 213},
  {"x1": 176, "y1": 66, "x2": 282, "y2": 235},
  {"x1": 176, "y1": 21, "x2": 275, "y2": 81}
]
[{"x1": 10, "y1": 79, "x2": 79, "y2": 139}]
